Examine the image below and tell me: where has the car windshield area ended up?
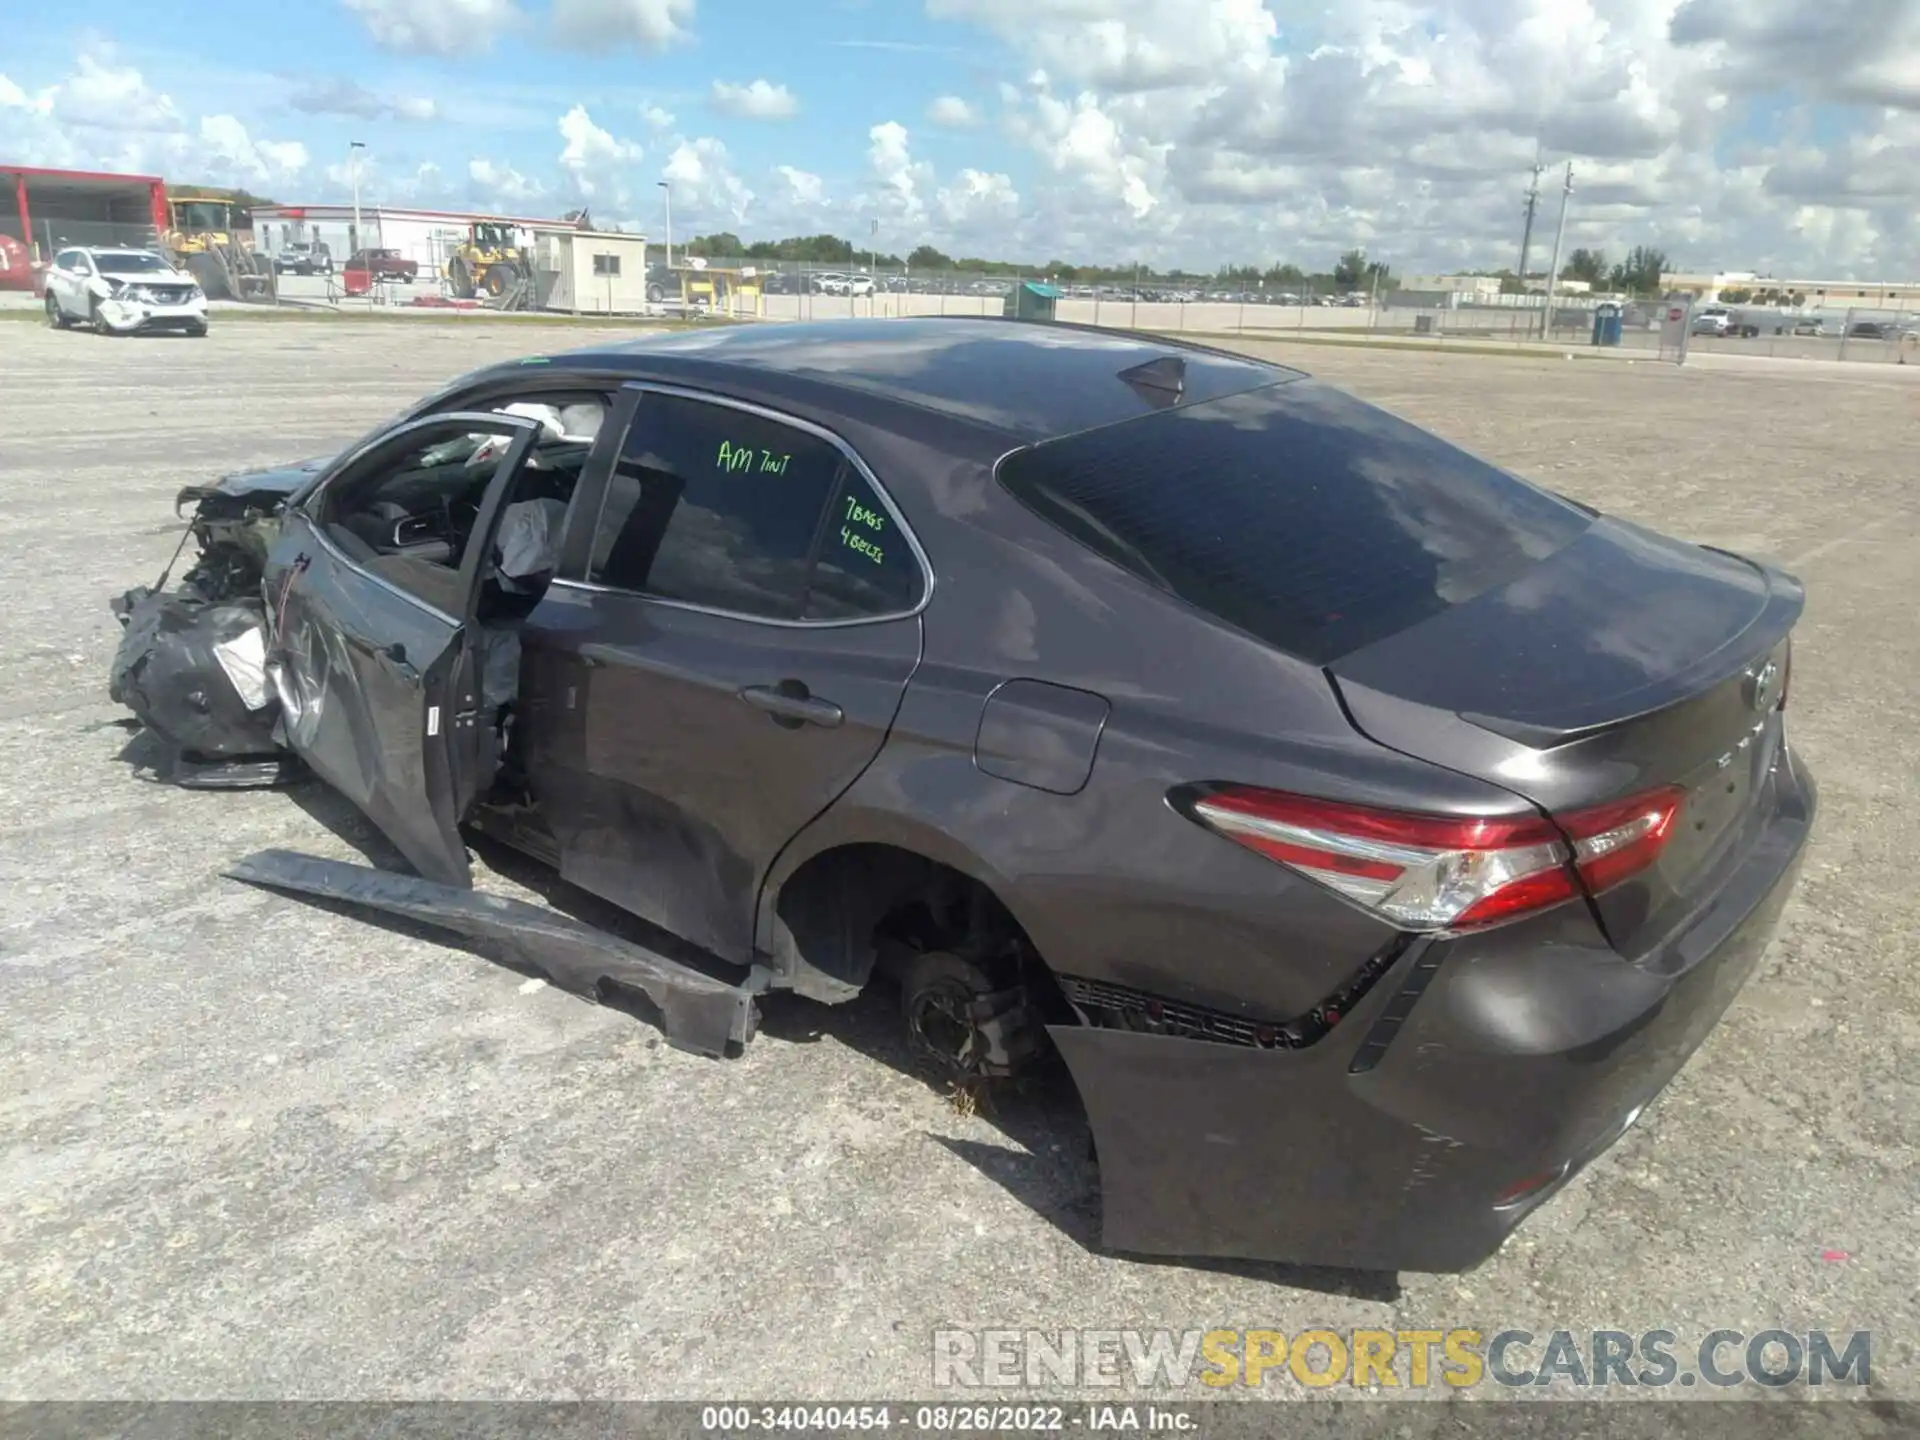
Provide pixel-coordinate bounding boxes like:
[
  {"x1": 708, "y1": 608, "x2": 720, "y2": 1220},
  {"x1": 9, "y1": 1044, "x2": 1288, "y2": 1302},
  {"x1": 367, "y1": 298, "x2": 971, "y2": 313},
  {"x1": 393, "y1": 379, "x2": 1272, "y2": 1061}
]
[
  {"x1": 997, "y1": 380, "x2": 1594, "y2": 665},
  {"x1": 93, "y1": 252, "x2": 171, "y2": 273}
]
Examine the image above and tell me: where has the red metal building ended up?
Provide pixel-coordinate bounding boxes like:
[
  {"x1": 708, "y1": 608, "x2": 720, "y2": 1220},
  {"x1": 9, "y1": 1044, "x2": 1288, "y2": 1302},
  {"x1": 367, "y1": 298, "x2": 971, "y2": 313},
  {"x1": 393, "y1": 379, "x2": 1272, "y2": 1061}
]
[{"x1": 1, "y1": 164, "x2": 170, "y2": 291}]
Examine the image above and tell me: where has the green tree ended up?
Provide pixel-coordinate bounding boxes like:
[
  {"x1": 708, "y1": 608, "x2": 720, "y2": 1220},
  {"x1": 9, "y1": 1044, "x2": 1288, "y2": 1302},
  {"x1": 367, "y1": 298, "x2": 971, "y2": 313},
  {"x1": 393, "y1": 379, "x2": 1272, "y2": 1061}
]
[
  {"x1": 1562, "y1": 247, "x2": 1609, "y2": 286},
  {"x1": 1607, "y1": 245, "x2": 1669, "y2": 297},
  {"x1": 1721, "y1": 286, "x2": 1753, "y2": 304},
  {"x1": 686, "y1": 231, "x2": 745, "y2": 257},
  {"x1": 1333, "y1": 249, "x2": 1370, "y2": 289},
  {"x1": 907, "y1": 244, "x2": 952, "y2": 270}
]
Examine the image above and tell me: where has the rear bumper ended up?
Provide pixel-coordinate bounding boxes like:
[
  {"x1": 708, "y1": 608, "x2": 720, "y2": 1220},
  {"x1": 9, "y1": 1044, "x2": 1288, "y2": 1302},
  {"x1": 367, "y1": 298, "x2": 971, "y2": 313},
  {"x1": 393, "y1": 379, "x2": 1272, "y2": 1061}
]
[{"x1": 1052, "y1": 744, "x2": 1816, "y2": 1274}]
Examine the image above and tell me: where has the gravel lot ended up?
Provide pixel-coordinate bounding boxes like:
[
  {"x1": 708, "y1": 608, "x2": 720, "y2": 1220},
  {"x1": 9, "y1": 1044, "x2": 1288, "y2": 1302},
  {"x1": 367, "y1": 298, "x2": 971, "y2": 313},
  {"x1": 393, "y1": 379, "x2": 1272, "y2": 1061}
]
[{"x1": 1, "y1": 318, "x2": 1916, "y2": 1407}]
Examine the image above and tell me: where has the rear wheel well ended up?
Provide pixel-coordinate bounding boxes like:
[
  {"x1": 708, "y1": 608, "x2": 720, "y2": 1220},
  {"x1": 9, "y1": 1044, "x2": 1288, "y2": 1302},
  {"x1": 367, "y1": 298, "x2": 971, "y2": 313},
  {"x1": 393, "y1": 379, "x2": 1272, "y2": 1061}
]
[{"x1": 766, "y1": 843, "x2": 1054, "y2": 1006}]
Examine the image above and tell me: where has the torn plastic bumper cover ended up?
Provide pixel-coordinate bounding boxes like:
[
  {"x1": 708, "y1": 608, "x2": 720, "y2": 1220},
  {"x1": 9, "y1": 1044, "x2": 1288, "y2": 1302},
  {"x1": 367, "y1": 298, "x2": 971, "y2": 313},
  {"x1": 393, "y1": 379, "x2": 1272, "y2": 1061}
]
[
  {"x1": 1048, "y1": 779, "x2": 1810, "y2": 1274},
  {"x1": 226, "y1": 849, "x2": 762, "y2": 1059},
  {"x1": 109, "y1": 585, "x2": 301, "y2": 788}
]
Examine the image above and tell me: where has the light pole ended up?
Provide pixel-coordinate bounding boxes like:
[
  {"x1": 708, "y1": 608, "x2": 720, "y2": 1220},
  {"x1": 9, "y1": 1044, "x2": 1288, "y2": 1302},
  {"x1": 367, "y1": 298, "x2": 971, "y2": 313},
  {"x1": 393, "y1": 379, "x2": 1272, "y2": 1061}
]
[
  {"x1": 657, "y1": 181, "x2": 672, "y2": 268},
  {"x1": 1539, "y1": 161, "x2": 1574, "y2": 342},
  {"x1": 870, "y1": 219, "x2": 878, "y2": 313},
  {"x1": 348, "y1": 141, "x2": 366, "y2": 253}
]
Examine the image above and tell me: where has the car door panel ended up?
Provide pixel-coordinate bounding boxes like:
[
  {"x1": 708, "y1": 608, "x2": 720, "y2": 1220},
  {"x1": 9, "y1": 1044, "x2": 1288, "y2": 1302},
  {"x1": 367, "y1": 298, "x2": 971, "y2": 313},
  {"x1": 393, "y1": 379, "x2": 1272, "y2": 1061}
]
[
  {"x1": 512, "y1": 383, "x2": 929, "y2": 965},
  {"x1": 52, "y1": 256, "x2": 81, "y2": 315},
  {"x1": 263, "y1": 414, "x2": 540, "y2": 887},
  {"x1": 526, "y1": 590, "x2": 921, "y2": 961}
]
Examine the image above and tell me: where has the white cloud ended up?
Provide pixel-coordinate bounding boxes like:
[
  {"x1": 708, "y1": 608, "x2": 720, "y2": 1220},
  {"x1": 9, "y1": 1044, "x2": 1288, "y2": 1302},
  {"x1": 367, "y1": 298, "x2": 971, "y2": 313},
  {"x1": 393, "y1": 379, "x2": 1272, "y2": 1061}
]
[
  {"x1": 900, "y1": 0, "x2": 1920, "y2": 278},
  {"x1": 1009, "y1": 82, "x2": 1163, "y2": 219},
  {"x1": 550, "y1": 0, "x2": 695, "y2": 50},
  {"x1": 937, "y1": 168, "x2": 1021, "y2": 238},
  {"x1": 929, "y1": 0, "x2": 1277, "y2": 93},
  {"x1": 289, "y1": 77, "x2": 438, "y2": 122},
  {"x1": 558, "y1": 104, "x2": 643, "y2": 198},
  {"x1": 342, "y1": 0, "x2": 520, "y2": 56},
  {"x1": 927, "y1": 94, "x2": 980, "y2": 127},
  {"x1": 709, "y1": 78, "x2": 798, "y2": 120},
  {"x1": 641, "y1": 103, "x2": 676, "y2": 129},
  {"x1": 662, "y1": 134, "x2": 755, "y2": 223},
  {"x1": 1670, "y1": 0, "x2": 1920, "y2": 110},
  {"x1": 55, "y1": 54, "x2": 183, "y2": 132},
  {"x1": 198, "y1": 114, "x2": 309, "y2": 184},
  {"x1": 776, "y1": 165, "x2": 825, "y2": 205},
  {"x1": 867, "y1": 120, "x2": 933, "y2": 225},
  {"x1": 470, "y1": 156, "x2": 543, "y2": 205},
  {"x1": 0, "y1": 73, "x2": 53, "y2": 113}
]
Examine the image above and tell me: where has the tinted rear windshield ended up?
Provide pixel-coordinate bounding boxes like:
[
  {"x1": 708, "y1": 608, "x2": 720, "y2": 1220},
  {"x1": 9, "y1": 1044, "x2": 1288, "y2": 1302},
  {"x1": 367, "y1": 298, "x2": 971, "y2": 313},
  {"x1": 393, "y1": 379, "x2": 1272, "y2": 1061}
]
[{"x1": 996, "y1": 380, "x2": 1592, "y2": 664}]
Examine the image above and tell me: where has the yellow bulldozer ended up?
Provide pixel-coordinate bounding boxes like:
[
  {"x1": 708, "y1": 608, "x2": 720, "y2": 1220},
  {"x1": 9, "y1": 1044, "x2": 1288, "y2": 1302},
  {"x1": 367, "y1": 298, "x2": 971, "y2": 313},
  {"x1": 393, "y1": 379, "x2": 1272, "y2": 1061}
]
[
  {"x1": 164, "y1": 196, "x2": 272, "y2": 301},
  {"x1": 446, "y1": 222, "x2": 531, "y2": 300}
]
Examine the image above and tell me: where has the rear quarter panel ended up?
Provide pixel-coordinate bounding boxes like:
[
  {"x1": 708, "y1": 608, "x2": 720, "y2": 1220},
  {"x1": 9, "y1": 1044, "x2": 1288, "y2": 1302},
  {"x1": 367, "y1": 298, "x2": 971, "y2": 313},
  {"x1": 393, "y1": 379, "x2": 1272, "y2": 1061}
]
[{"x1": 761, "y1": 433, "x2": 1561, "y2": 1021}]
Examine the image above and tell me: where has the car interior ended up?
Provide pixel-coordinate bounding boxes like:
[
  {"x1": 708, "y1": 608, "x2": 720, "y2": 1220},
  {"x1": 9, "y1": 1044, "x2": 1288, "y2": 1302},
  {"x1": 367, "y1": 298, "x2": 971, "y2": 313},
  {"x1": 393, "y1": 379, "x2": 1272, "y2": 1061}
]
[
  {"x1": 314, "y1": 392, "x2": 612, "y2": 810},
  {"x1": 318, "y1": 396, "x2": 608, "y2": 618}
]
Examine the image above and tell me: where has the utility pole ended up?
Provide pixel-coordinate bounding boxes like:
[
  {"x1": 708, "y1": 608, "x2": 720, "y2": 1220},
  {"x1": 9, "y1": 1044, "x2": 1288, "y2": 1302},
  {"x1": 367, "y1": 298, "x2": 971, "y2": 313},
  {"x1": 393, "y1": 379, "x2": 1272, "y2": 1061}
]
[
  {"x1": 1539, "y1": 161, "x2": 1574, "y2": 343},
  {"x1": 657, "y1": 180, "x2": 672, "y2": 267},
  {"x1": 1517, "y1": 148, "x2": 1544, "y2": 286},
  {"x1": 348, "y1": 140, "x2": 366, "y2": 254}
]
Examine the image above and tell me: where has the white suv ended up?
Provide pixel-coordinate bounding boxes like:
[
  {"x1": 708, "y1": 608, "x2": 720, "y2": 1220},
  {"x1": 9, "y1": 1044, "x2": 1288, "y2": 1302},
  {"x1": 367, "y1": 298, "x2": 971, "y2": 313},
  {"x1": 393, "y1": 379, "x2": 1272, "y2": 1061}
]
[{"x1": 44, "y1": 247, "x2": 209, "y2": 336}]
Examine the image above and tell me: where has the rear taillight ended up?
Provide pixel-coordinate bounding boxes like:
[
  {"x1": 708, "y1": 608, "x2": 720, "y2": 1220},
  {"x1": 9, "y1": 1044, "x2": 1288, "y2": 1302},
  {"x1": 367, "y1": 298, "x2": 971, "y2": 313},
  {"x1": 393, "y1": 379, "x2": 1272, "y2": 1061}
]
[{"x1": 1188, "y1": 784, "x2": 1686, "y2": 933}]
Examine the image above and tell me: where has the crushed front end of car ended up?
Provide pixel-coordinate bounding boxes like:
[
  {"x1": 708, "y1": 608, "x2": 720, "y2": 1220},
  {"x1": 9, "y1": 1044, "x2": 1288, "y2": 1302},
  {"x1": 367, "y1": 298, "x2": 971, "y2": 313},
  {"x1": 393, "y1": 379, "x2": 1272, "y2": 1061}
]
[{"x1": 107, "y1": 461, "x2": 325, "y2": 787}]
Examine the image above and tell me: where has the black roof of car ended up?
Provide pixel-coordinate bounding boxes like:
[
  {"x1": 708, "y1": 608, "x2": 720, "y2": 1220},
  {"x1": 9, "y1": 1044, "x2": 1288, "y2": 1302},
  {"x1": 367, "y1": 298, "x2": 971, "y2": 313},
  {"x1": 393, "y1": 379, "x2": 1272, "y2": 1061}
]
[{"x1": 551, "y1": 317, "x2": 1306, "y2": 446}]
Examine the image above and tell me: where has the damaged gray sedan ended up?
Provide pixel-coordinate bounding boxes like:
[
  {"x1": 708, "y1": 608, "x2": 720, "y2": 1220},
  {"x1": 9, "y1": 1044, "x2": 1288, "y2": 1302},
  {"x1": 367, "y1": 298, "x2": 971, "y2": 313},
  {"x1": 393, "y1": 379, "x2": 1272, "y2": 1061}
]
[{"x1": 110, "y1": 318, "x2": 1816, "y2": 1273}]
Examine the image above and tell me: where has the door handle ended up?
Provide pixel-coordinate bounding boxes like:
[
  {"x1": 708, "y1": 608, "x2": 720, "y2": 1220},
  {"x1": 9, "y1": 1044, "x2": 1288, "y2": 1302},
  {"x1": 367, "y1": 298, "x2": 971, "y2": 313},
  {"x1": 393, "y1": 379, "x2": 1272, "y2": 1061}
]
[
  {"x1": 380, "y1": 643, "x2": 419, "y2": 681},
  {"x1": 739, "y1": 682, "x2": 844, "y2": 729}
]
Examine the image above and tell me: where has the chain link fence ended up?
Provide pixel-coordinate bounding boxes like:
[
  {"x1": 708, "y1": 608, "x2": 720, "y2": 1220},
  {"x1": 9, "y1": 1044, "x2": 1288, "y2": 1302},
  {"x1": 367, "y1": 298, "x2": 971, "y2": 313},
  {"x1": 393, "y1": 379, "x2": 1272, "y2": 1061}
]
[{"x1": 647, "y1": 259, "x2": 1920, "y2": 367}]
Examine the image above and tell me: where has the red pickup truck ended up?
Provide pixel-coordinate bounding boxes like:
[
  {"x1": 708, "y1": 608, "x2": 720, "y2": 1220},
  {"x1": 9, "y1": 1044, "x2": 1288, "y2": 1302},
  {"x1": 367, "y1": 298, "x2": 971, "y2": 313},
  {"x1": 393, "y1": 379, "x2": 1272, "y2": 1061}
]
[{"x1": 346, "y1": 248, "x2": 420, "y2": 282}]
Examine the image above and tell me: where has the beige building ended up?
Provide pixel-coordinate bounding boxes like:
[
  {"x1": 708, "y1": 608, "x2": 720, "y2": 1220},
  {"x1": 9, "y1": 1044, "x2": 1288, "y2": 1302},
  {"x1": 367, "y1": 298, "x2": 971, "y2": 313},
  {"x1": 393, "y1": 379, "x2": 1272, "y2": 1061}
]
[
  {"x1": 1400, "y1": 273, "x2": 1504, "y2": 300},
  {"x1": 1660, "y1": 270, "x2": 1920, "y2": 307},
  {"x1": 528, "y1": 227, "x2": 652, "y2": 314}
]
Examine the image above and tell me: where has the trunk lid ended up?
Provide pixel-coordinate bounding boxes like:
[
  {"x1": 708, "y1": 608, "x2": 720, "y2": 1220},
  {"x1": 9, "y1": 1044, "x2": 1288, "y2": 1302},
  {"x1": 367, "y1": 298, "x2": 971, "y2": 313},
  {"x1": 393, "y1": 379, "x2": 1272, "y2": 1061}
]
[{"x1": 1328, "y1": 517, "x2": 1802, "y2": 955}]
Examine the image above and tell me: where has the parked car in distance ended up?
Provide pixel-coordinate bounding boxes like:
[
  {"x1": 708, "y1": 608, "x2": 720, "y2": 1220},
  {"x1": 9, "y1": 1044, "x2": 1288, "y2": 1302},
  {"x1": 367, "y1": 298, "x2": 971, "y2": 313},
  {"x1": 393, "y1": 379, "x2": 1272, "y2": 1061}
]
[
  {"x1": 116, "y1": 318, "x2": 1814, "y2": 1276},
  {"x1": 846, "y1": 274, "x2": 876, "y2": 298},
  {"x1": 645, "y1": 262, "x2": 679, "y2": 304},
  {"x1": 1690, "y1": 306, "x2": 1732, "y2": 336},
  {"x1": 43, "y1": 246, "x2": 208, "y2": 336},
  {"x1": 811, "y1": 271, "x2": 850, "y2": 295},
  {"x1": 273, "y1": 242, "x2": 333, "y2": 276},
  {"x1": 1844, "y1": 320, "x2": 1914, "y2": 340},
  {"x1": 346, "y1": 248, "x2": 419, "y2": 283},
  {"x1": 1791, "y1": 315, "x2": 1827, "y2": 336}
]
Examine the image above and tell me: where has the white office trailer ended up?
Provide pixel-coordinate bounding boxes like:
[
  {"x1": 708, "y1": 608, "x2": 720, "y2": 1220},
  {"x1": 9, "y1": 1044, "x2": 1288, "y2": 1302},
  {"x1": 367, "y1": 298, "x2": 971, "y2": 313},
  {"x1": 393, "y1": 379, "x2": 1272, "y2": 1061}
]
[{"x1": 527, "y1": 228, "x2": 653, "y2": 314}]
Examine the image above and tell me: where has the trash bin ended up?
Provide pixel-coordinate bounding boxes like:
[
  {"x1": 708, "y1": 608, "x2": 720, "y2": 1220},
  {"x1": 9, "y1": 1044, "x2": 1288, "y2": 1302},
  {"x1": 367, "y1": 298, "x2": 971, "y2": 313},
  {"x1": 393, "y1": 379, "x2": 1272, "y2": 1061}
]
[
  {"x1": 1592, "y1": 302, "x2": 1623, "y2": 347},
  {"x1": 1004, "y1": 281, "x2": 1062, "y2": 321}
]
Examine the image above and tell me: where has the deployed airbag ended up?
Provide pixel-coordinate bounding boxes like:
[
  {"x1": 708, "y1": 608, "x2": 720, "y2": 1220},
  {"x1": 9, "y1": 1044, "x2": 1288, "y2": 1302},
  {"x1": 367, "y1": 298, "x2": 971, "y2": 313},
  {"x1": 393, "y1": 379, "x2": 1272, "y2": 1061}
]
[{"x1": 492, "y1": 497, "x2": 569, "y2": 591}]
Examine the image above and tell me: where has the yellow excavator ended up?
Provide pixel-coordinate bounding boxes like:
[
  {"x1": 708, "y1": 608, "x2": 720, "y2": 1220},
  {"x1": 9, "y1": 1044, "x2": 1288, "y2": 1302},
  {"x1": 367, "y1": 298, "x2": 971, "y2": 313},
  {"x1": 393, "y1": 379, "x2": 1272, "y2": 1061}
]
[{"x1": 164, "y1": 196, "x2": 272, "y2": 301}]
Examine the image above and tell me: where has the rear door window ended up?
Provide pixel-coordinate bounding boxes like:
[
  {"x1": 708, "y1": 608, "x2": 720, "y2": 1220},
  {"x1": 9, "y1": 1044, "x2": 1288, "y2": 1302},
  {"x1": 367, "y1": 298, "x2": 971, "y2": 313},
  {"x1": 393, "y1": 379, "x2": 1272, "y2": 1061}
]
[
  {"x1": 804, "y1": 469, "x2": 925, "y2": 620},
  {"x1": 995, "y1": 379, "x2": 1592, "y2": 664},
  {"x1": 588, "y1": 393, "x2": 846, "y2": 620}
]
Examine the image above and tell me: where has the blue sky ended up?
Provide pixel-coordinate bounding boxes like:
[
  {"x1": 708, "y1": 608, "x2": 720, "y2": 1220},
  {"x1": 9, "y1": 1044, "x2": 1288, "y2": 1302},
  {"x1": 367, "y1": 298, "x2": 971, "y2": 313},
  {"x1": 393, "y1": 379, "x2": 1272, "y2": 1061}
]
[{"x1": 3, "y1": 0, "x2": 1918, "y2": 275}]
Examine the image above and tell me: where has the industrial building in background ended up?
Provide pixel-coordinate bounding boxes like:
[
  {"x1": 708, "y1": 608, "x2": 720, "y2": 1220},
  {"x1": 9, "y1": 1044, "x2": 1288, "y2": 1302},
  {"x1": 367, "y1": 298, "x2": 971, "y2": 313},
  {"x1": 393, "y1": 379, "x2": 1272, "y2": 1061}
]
[
  {"x1": 1, "y1": 164, "x2": 169, "y2": 292},
  {"x1": 249, "y1": 203, "x2": 586, "y2": 298}
]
